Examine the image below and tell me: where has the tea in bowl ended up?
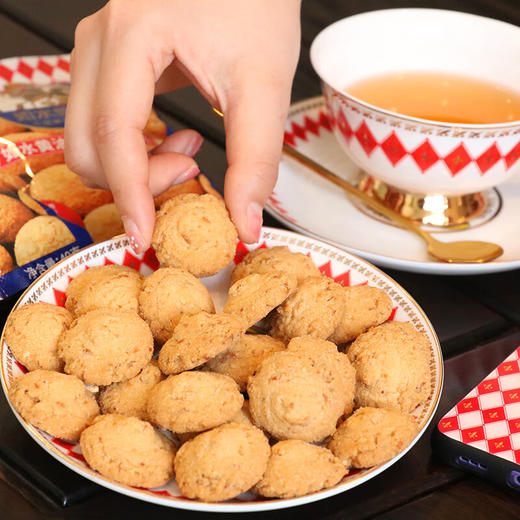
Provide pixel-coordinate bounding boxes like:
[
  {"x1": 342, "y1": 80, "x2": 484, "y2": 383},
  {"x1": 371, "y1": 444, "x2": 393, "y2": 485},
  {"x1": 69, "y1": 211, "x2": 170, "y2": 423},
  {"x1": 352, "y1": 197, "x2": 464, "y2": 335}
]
[{"x1": 310, "y1": 9, "x2": 520, "y2": 226}]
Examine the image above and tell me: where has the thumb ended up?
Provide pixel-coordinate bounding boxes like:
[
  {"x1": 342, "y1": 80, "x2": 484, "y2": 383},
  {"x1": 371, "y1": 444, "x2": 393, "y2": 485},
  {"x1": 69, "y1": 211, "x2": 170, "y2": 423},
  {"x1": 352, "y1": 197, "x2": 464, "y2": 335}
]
[{"x1": 223, "y1": 84, "x2": 291, "y2": 243}]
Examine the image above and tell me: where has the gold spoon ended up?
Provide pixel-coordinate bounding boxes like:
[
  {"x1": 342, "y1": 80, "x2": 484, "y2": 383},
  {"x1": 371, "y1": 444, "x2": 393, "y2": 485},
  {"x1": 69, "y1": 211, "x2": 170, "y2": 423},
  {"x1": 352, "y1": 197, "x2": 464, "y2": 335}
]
[{"x1": 282, "y1": 144, "x2": 503, "y2": 264}]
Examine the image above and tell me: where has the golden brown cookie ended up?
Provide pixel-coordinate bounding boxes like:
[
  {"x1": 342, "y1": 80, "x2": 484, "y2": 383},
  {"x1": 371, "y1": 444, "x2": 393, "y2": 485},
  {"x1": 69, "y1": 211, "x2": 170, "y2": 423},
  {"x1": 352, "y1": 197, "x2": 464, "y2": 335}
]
[
  {"x1": 83, "y1": 203, "x2": 124, "y2": 243},
  {"x1": 8, "y1": 370, "x2": 99, "y2": 440},
  {"x1": 144, "y1": 110, "x2": 167, "y2": 139},
  {"x1": 80, "y1": 414, "x2": 175, "y2": 488},
  {"x1": 330, "y1": 285, "x2": 393, "y2": 344},
  {"x1": 29, "y1": 164, "x2": 113, "y2": 216},
  {"x1": 0, "y1": 173, "x2": 27, "y2": 194},
  {"x1": 153, "y1": 177, "x2": 204, "y2": 209},
  {"x1": 328, "y1": 407, "x2": 419, "y2": 468},
  {"x1": 0, "y1": 193, "x2": 33, "y2": 242},
  {"x1": 253, "y1": 440, "x2": 345, "y2": 498},
  {"x1": 151, "y1": 193, "x2": 237, "y2": 277},
  {"x1": 231, "y1": 246, "x2": 320, "y2": 286},
  {"x1": 97, "y1": 361, "x2": 164, "y2": 420},
  {"x1": 158, "y1": 311, "x2": 245, "y2": 374},
  {"x1": 347, "y1": 321, "x2": 431, "y2": 412},
  {"x1": 204, "y1": 334, "x2": 285, "y2": 391},
  {"x1": 287, "y1": 336, "x2": 356, "y2": 416},
  {"x1": 147, "y1": 371, "x2": 243, "y2": 433},
  {"x1": 14, "y1": 215, "x2": 74, "y2": 266},
  {"x1": 138, "y1": 268, "x2": 215, "y2": 345},
  {"x1": 5, "y1": 302, "x2": 72, "y2": 372},
  {"x1": 65, "y1": 265, "x2": 143, "y2": 317},
  {"x1": 0, "y1": 244, "x2": 14, "y2": 274},
  {"x1": 224, "y1": 271, "x2": 297, "y2": 328},
  {"x1": 269, "y1": 276, "x2": 344, "y2": 342},
  {"x1": 174, "y1": 422, "x2": 270, "y2": 502},
  {"x1": 248, "y1": 351, "x2": 343, "y2": 442},
  {"x1": 58, "y1": 309, "x2": 153, "y2": 386}
]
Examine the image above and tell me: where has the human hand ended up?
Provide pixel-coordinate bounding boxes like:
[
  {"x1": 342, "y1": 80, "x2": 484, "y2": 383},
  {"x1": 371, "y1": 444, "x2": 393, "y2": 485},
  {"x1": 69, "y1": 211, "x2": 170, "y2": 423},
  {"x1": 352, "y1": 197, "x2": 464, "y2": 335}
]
[{"x1": 65, "y1": 0, "x2": 301, "y2": 252}]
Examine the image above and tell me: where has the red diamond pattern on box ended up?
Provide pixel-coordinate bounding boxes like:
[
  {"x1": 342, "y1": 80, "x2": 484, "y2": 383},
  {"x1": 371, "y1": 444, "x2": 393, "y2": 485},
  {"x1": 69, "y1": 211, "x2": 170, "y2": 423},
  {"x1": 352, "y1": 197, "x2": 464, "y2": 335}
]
[
  {"x1": 381, "y1": 131, "x2": 407, "y2": 166},
  {"x1": 438, "y1": 346, "x2": 520, "y2": 464},
  {"x1": 443, "y1": 143, "x2": 472, "y2": 176}
]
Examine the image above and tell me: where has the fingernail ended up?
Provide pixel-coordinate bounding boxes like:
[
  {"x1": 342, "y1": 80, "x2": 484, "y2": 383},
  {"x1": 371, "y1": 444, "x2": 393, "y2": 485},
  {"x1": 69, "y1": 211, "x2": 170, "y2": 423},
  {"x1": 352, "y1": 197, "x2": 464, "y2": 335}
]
[
  {"x1": 247, "y1": 201, "x2": 263, "y2": 243},
  {"x1": 174, "y1": 165, "x2": 200, "y2": 185},
  {"x1": 185, "y1": 134, "x2": 203, "y2": 157},
  {"x1": 121, "y1": 216, "x2": 146, "y2": 254}
]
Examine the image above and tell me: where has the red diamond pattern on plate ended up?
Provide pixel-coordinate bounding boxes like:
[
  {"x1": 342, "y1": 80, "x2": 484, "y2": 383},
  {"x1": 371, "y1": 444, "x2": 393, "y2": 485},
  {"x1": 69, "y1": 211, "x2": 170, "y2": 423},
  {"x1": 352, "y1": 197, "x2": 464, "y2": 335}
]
[
  {"x1": 355, "y1": 120, "x2": 377, "y2": 156},
  {"x1": 438, "y1": 416, "x2": 459, "y2": 433},
  {"x1": 488, "y1": 435, "x2": 511, "y2": 454},
  {"x1": 505, "y1": 141, "x2": 520, "y2": 169},
  {"x1": 37, "y1": 58, "x2": 53, "y2": 76},
  {"x1": 53, "y1": 288, "x2": 66, "y2": 307},
  {"x1": 482, "y1": 406, "x2": 505, "y2": 423},
  {"x1": 457, "y1": 396, "x2": 479, "y2": 414},
  {"x1": 498, "y1": 359, "x2": 519, "y2": 376},
  {"x1": 17, "y1": 60, "x2": 33, "y2": 79},
  {"x1": 336, "y1": 109, "x2": 353, "y2": 142},
  {"x1": 444, "y1": 143, "x2": 472, "y2": 176},
  {"x1": 303, "y1": 115, "x2": 320, "y2": 136},
  {"x1": 57, "y1": 57, "x2": 70, "y2": 72},
  {"x1": 476, "y1": 142, "x2": 501, "y2": 174},
  {"x1": 381, "y1": 131, "x2": 407, "y2": 166},
  {"x1": 0, "y1": 63, "x2": 13, "y2": 82},
  {"x1": 478, "y1": 378, "x2": 500, "y2": 394},
  {"x1": 318, "y1": 110, "x2": 332, "y2": 132},
  {"x1": 461, "y1": 425, "x2": 485, "y2": 443},
  {"x1": 509, "y1": 418, "x2": 520, "y2": 434}
]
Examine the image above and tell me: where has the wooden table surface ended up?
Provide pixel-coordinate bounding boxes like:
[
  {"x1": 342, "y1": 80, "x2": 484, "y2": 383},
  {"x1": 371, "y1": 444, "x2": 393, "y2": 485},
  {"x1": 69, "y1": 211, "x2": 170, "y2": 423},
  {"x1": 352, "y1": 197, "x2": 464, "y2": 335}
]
[{"x1": 0, "y1": 1, "x2": 519, "y2": 518}]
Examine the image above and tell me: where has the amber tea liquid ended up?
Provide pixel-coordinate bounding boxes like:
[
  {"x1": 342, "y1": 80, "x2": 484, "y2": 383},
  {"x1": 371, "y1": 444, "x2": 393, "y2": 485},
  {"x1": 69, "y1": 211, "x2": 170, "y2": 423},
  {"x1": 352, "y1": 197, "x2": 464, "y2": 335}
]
[{"x1": 345, "y1": 72, "x2": 520, "y2": 124}]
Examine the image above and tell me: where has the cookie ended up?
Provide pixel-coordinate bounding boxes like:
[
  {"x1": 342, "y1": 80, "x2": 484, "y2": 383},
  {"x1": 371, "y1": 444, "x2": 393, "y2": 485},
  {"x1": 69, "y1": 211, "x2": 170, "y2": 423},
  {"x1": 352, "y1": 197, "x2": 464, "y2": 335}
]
[
  {"x1": 0, "y1": 173, "x2": 27, "y2": 194},
  {"x1": 248, "y1": 351, "x2": 343, "y2": 442},
  {"x1": 223, "y1": 271, "x2": 297, "y2": 328},
  {"x1": 58, "y1": 309, "x2": 153, "y2": 386},
  {"x1": 330, "y1": 285, "x2": 393, "y2": 344},
  {"x1": 151, "y1": 193, "x2": 237, "y2": 277},
  {"x1": 347, "y1": 321, "x2": 431, "y2": 412},
  {"x1": 138, "y1": 267, "x2": 215, "y2": 345},
  {"x1": 253, "y1": 440, "x2": 345, "y2": 498},
  {"x1": 0, "y1": 193, "x2": 33, "y2": 242},
  {"x1": 328, "y1": 407, "x2": 419, "y2": 468},
  {"x1": 231, "y1": 246, "x2": 320, "y2": 286},
  {"x1": 174, "y1": 422, "x2": 269, "y2": 502},
  {"x1": 80, "y1": 414, "x2": 175, "y2": 488},
  {"x1": 65, "y1": 265, "x2": 143, "y2": 317},
  {"x1": 144, "y1": 109, "x2": 167, "y2": 140},
  {"x1": 153, "y1": 177, "x2": 204, "y2": 209},
  {"x1": 5, "y1": 302, "x2": 72, "y2": 372},
  {"x1": 269, "y1": 276, "x2": 344, "y2": 342},
  {"x1": 8, "y1": 370, "x2": 99, "y2": 441},
  {"x1": 204, "y1": 334, "x2": 285, "y2": 391},
  {"x1": 147, "y1": 371, "x2": 243, "y2": 433},
  {"x1": 14, "y1": 215, "x2": 74, "y2": 266},
  {"x1": 158, "y1": 311, "x2": 245, "y2": 374},
  {"x1": 97, "y1": 361, "x2": 164, "y2": 420},
  {"x1": 29, "y1": 164, "x2": 113, "y2": 216},
  {"x1": 0, "y1": 244, "x2": 14, "y2": 274},
  {"x1": 84, "y1": 203, "x2": 124, "y2": 243}
]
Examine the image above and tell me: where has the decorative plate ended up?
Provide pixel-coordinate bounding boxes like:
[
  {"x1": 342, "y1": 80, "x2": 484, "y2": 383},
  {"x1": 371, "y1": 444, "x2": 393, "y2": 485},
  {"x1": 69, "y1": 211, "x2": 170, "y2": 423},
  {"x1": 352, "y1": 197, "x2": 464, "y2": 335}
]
[{"x1": 0, "y1": 228, "x2": 443, "y2": 512}]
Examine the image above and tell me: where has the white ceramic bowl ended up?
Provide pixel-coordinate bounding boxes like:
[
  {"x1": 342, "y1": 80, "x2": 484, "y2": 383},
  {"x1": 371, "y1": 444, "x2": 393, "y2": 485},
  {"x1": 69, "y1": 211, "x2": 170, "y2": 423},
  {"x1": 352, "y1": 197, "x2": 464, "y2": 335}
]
[{"x1": 310, "y1": 9, "x2": 520, "y2": 195}]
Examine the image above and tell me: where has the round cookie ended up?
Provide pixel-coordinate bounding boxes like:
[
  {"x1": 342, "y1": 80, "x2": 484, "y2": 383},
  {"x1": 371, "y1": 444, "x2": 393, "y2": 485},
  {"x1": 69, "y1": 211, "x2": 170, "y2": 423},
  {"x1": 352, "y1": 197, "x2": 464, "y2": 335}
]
[
  {"x1": 287, "y1": 336, "x2": 356, "y2": 416},
  {"x1": 97, "y1": 361, "x2": 164, "y2": 420},
  {"x1": 29, "y1": 164, "x2": 113, "y2": 216},
  {"x1": 8, "y1": 370, "x2": 99, "y2": 441},
  {"x1": 269, "y1": 276, "x2": 345, "y2": 342},
  {"x1": 58, "y1": 309, "x2": 153, "y2": 386},
  {"x1": 80, "y1": 414, "x2": 175, "y2": 488},
  {"x1": 151, "y1": 193, "x2": 237, "y2": 277},
  {"x1": 174, "y1": 422, "x2": 270, "y2": 502},
  {"x1": 223, "y1": 271, "x2": 297, "y2": 328},
  {"x1": 0, "y1": 193, "x2": 33, "y2": 242},
  {"x1": 147, "y1": 371, "x2": 243, "y2": 433},
  {"x1": 253, "y1": 440, "x2": 345, "y2": 498},
  {"x1": 14, "y1": 215, "x2": 74, "y2": 266},
  {"x1": 84, "y1": 203, "x2": 124, "y2": 243},
  {"x1": 347, "y1": 321, "x2": 431, "y2": 412},
  {"x1": 65, "y1": 265, "x2": 143, "y2": 317},
  {"x1": 330, "y1": 285, "x2": 393, "y2": 344},
  {"x1": 248, "y1": 351, "x2": 342, "y2": 442},
  {"x1": 4, "y1": 302, "x2": 72, "y2": 372},
  {"x1": 153, "y1": 178, "x2": 204, "y2": 209},
  {"x1": 0, "y1": 245, "x2": 14, "y2": 274},
  {"x1": 231, "y1": 246, "x2": 320, "y2": 285},
  {"x1": 158, "y1": 311, "x2": 245, "y2": 374},
  {"x1": 138, "y1": 267, "x2": 215, "y2": 345},
  {"x1": 328, "y1": 407, "x2": 419, "y2": 468},
  {"x1": 204, "y1": 334, "x2": 285, "y2": 391}
]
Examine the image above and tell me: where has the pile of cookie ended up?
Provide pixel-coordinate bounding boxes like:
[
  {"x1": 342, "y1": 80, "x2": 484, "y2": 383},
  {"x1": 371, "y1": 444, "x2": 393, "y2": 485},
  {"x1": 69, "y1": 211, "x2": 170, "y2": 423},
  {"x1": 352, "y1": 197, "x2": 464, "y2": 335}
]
[{"x1": 5, "y1": 192, "x2": 432, "y2": 503}]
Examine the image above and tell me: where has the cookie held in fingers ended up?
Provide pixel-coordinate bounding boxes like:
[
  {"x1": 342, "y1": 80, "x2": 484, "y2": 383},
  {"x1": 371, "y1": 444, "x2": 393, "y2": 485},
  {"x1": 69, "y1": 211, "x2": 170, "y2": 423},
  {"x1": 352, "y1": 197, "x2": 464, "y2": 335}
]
[
  {"x1": 174, "y1": 422, "x2": 270, "y2": 502},
  {"x1": 80, "y1": 414, "x2": 176, "y2": 488},
  {"x1": 224, "y1": 271, "x2": 297, "y2": 328},
  {"x1": 158, "y1": 311, "x2": 245, "y2": 374},
  {"x1": 147, "y1": 371, "x2": 243, "y2": 433},
  {"x1": 8, "y1": 370, "x2": 99, "y2": 441},
  {"x1": 253, "y1": 440, "x2": 346, "y2": 498},
  {"x1": 151, "y1": 193, "x2": 237, "y2": 277}
]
